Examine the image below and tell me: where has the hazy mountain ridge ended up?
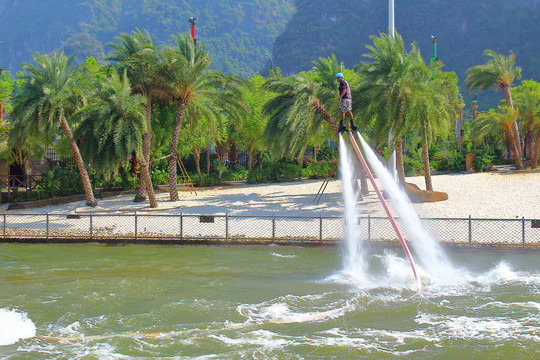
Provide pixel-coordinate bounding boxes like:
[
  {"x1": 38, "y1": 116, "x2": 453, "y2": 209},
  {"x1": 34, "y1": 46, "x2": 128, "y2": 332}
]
[
  {"x1": 271, "y1": 0, "x2": 539, "y2": 85},
  {"x1": 0, "y1": 0, "x2": 294, "y2": 76}
]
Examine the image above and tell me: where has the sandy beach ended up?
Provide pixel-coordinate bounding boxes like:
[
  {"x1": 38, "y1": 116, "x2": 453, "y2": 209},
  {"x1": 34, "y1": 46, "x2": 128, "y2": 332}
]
[{"x1": 8, "y1": 168, "x2": 540, "y2": 220}]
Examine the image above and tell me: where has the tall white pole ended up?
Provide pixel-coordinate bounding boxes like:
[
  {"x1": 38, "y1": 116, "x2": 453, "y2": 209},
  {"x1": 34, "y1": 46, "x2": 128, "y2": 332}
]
[
  {"x1": 388, "y1": 0, "x2": 397, "y2": 180},
  {"x1": 389, "y1": 0, "x2": 395, "y2": 37}
]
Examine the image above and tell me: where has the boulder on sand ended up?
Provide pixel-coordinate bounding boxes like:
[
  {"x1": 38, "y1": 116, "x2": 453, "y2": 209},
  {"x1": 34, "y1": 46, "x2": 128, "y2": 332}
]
[{"x1": 405, "y1": 183, "x2": 449, "y2": 203}]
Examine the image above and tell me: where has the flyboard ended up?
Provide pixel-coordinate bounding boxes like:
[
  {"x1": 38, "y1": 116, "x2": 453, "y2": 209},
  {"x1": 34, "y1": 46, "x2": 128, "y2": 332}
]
[{"x1": 344, "y1": 130, "x2": 423, "y2": 292}]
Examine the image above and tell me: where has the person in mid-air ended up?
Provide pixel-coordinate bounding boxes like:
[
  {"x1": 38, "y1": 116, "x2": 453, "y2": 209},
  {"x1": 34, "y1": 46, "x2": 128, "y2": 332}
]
[{"x1": 336, "y1": 73, "x2": 358, "y2": 133}]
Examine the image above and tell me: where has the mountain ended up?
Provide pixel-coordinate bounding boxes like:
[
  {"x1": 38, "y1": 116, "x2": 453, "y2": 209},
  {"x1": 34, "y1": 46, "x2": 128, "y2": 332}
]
[
  {"x1": 0, "y1": 0, "x2": 294, "y2": 77},
  {"x1": 270, "y1": 0, "x2": 540, "y2": 107}
]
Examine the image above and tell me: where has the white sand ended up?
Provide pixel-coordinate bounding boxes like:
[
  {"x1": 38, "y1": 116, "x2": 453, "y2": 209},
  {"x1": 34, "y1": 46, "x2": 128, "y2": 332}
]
[{"x1": 9, "y1": 169, "x2": 539, "y2": 220}]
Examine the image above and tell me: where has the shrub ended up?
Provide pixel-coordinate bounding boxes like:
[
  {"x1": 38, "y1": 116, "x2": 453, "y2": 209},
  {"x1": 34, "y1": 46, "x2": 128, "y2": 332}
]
[
  {"x1": 213, "y1": 159, "x2": 228, "y2": 182},
  {"x1": 317, "y1": 142, "x2": 338, "y2": 162},
  {"x1": 271, "y1": 162, "x2": 302, "y2": 182},
  {"x1": 224, "y1": 166, "x2": 248, "y2": 181},
  {"x1": 151, "y1": 169, "x2": 169, "y2": 186},
  {"x1": 302, "y1": 161, "x2": 336, "y2": 179},
  {"x1": 473, "y1": 148, "x2": 495, "y2": 172},
  {"x1": 10, "y1": 188, "x2": 42, "y2": 203},
  {"x1": 190, "y1": 173, "x2": 217, "y2": 187},
  {"x1": 110, "y1": 169, "x2": 139, "y2": 190},
  {"x1": 432, "y1": 150, "x2": 464, "y2": 172},
  {"x1": 247, "y1": 168, "x2": 264, "y2": 184},
  {"x1": 403, "y1": 148, "x2": 424, "y2": 176}
]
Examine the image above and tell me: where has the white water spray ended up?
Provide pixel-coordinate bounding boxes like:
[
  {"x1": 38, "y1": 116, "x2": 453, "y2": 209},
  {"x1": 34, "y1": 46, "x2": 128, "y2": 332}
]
[
  {"x1": 356, "y1": 134, "x2": 454, "y2": 278},
  {"x1": 338, "y1": 135, "x2": 367, "y2": 279},
  {"x1": 0, "y1": 308, "x2": 36, "y2": 346}
]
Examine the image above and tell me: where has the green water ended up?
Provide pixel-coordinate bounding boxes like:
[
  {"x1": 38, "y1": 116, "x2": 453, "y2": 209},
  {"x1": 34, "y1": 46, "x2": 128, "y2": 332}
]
[{"x1": 1, "y1": 244, "x2": 539, "y2": 359}]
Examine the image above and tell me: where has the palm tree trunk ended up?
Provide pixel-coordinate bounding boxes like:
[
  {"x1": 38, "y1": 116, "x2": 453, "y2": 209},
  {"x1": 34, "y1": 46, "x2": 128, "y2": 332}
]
[
  {"x1": 311, "y1": 100, "x2": 339, "y2": 138},
  {"x1": 503, "y1": 85, "x2": 523, "y2": 169},
  {"x1": 510, "y1": 121, "x2": 523, "y2": 169},
  {"x1": 505, "y1": 123, "x2": 523, "y2": 171},
  {"x1": 421, "y1": 120, "x2": 433, "y2": 191},
  {"x1": 395, "y1": 137, "x2": 406, "y2": 186},
  {"x1": 532, "y1": 128, "x2": 540, "y2": 169},
  {"x1": 359, "y1": 163, "x2": 369, "y2": 195},
  {"x1": 230, "y1": 140, "x2": 238, "y2": 166},
  {"x1": 139, "y1": 159, "x2": 157, "y2": 208},
  {"x1": 59, "y1": 114, "x2": 97, "y2": 207},
  {"x1": 526, "y1": 120, "x2": 534, "y2": 161},
  {"x1": 193, "y1": 144, "x2": 202, "y2": 178},
  {"x1": 134, "y1": 101, "x2": 153, "y2": 202},
  {"x1": 130, "y1": 151, "x2": 139, "y2": 177},
  {"x1": 169, "y1": 103, "x2": 187, "y2": 201}
]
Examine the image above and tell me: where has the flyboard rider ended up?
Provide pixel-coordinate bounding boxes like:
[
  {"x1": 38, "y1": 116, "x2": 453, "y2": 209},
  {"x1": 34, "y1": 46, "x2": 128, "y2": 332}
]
[{"x1": 336, "y1": 72, "x2": 358, "y2": 133}]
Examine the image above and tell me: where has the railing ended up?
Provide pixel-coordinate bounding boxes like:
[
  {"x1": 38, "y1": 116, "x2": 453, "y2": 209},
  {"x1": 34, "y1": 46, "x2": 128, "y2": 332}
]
[{"x1": 1, "y1": 213, "x2": 539, "y2": 248}]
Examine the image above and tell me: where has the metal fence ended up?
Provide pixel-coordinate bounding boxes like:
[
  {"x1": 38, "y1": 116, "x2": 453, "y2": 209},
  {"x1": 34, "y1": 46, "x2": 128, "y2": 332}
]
[{"x1": 1, "y1": 212, "x2": 540, "y2": 248}]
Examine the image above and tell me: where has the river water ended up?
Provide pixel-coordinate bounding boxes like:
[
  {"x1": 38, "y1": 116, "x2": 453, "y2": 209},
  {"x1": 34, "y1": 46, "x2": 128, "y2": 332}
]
[{"x1": 1, "y1": 244, "x2": 539, "y2": 359}]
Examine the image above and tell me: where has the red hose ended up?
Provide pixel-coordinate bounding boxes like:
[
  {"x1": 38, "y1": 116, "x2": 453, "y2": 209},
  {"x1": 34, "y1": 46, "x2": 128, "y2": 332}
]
[{"x1": 346, "y1": 132, "x2": 423, "y2": 292}]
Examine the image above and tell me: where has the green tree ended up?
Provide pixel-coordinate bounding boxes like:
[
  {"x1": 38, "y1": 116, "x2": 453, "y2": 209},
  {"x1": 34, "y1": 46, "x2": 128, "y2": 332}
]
[
  {"x1": 263, "y1": 55, "x2": 349, "y2": 159},
  {"x1": 465, "y1": 50, "x2": 523, "y2": 169},
  {"x1": 0, "y1": 70, "x2": 15, "y2": 121},
  {"x1": 12, "y1": 51, "x2": 98, "y2": 206},
  {"x1": 107, "y1": 28, "x2": 161, "y2": 203},
  {"x1": 513, "y1": 80, "x2": 540, "y2": 168},
  {"x1": 356, "y1": 31, "x2": 423, "y2": 185},
  {"x1": 237, "y1": 75, "x2": 271, "y2": 170},
  {"x1": 160, "y1": 33, "x2": 245, "y2": 201},
  {"x1": 472, "y1": 106, "x2": 520, "y2": 166},
  {"x1": 408, "y1": 63, "x2": 457, "y2": 190},
  {"x1": 74, "y1": 69, "x2": 157, "y2": 207}
]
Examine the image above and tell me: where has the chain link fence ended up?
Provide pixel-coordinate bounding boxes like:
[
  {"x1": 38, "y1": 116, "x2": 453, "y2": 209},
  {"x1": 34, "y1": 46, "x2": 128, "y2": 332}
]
[{"x1": 1, "y1": 213, "x2": 539, "y2": 248}]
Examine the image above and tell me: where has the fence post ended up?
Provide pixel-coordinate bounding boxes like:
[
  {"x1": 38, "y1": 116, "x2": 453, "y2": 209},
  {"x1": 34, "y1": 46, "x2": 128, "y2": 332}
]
[
  {"x1": 226, "y1": 213, "x2": 229, "y2": 243},
  {"x1": 46, "y1": 213, "x2": 50, "y2": 242},
  {"x1": 468, "y1": 215, "x2": 472, "y2": 246},
  {"x1": 522, "y1": 217, "x2": 525, "y2": 247},
  {"x1": 272, "y1": 213, "x2": 276, "y2": 243},
  {"x1": 179, "y1": 212, "x2": 183, "y2": 241},
  {"x1": 90, "y1": 213, "x2": 93, "y2": 240},
  {"x1": 319, "y1": 213, "x2": 323, "y2": 243},
  {"x1": 3, "y1": 212, "x2": 6, "y2": 239}
]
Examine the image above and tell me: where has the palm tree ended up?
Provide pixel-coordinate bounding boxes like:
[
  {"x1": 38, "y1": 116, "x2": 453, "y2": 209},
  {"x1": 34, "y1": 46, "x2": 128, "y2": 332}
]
[
  {"x1": 107, "y1": 28, "x2": 161, "y2": 203},
  {"x1": 13, "y1": 51, "x2": 98, "y2": 206},
  {"x1": 465, "y1": 50, "x2": 523, "y2": 169},
  {"x1": 236, "y1": 75, "x2": 271, "y2": 170},
  {"x1": 74, "y1": 70, "x2": 157, "y2": 207},
  {"x1": 513, "y1": 80, "x2": 540, "y2": 168},
  {"x1": 263, "y1": 55, "x2": 349, "y2": 158},
  {"x1": 263, "y1": 56, "x2": 369, "y2": 194},
  {"x1": 160, "y1": 33, "x2": 246, "y2": 201},
  {"x1": 472, "y1": 106, "x2": 520, "y2": 166},
  {"x1": 263, "y1": 74, "x2": 329, "y2": 159},
  {"x1": 356, "y1": 31, "x2": 422, "y2": 186},
  {"x1": 408, "y1": 61, "x2": 457, "y2": 190}
]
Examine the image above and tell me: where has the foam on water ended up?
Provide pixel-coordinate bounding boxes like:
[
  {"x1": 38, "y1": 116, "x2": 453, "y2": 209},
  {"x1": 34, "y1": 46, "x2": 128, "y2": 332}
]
[
  {"x1": 325, "y1": 250, "x2": 419, "y2": 291},
  {"x1": 269, "y1": 252, "x2": 297, "y2": 258},
  {"x1": 0, "y1": 307, "x2": 36, "y2": 346},
  {"x1": 237, "y1": 293, "x2": 351, "y2": 325},
  {"x1": 415, "y1": 312, "x2": 539, "y2": 341}
]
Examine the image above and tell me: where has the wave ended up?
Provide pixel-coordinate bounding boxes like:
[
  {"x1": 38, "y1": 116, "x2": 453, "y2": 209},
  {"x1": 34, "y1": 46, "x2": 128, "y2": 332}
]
[{"x1": 0, "y1": 308, "x2": 36, "y2": 346}]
